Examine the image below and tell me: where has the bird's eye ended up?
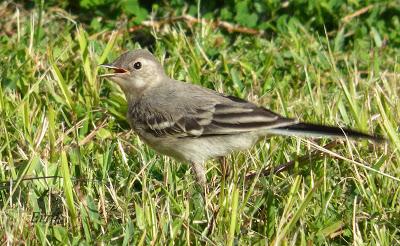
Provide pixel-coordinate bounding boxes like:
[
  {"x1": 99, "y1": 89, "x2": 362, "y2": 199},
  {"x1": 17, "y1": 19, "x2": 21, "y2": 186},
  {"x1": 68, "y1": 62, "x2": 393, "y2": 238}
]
[{"x1": 133, "y1": 62, "x2": 142, "y2": 70}]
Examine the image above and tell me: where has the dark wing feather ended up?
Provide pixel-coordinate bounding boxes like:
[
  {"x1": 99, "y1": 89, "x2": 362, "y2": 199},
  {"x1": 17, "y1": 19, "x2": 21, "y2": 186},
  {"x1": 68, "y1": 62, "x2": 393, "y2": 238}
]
[{"x1": 136, "y1": 95, "x2": 296, "y2": 138}]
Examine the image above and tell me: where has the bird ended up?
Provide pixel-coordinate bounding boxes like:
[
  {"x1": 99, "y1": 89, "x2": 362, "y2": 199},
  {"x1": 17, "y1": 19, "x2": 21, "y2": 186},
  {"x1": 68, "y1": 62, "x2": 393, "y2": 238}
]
[{"x1": 100, "y1": 49, "x2": 383, "y2": 185}]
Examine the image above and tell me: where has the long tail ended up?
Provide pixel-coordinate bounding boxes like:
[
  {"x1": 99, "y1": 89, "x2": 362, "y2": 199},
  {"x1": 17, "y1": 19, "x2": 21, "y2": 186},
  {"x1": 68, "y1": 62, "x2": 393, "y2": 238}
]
[{"x1": 268, "y1": 122, "x2": 385, "y2": 143}]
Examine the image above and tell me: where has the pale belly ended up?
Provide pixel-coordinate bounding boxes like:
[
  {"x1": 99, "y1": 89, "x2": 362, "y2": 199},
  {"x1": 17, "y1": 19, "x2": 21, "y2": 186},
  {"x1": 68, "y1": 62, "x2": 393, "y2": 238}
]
[{"x1": 141, "y1": 133, "x2": 260, "y2": 164}]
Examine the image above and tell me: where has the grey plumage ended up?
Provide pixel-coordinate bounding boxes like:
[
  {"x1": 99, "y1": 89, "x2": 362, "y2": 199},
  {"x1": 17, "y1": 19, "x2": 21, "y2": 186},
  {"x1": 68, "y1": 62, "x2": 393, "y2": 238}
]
[{"x1": 100, "y1": 49, "x2": 383, "y2": 185}]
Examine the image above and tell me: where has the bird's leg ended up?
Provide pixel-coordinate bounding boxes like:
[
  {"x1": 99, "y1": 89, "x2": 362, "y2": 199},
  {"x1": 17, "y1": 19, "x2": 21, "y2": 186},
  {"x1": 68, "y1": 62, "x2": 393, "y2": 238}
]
[
  {"x1": 191, "y1": 162, "x2": 215, "y2": 235},
  {"x1": 219, "y1": 156, "x2": 229, "y2": 179},
  {"x1": 191, "y1": 162, "x2": 206, "y2": 186},
  {"x1": 191, "y1": 162, "x2": 209, "y2": 203}
]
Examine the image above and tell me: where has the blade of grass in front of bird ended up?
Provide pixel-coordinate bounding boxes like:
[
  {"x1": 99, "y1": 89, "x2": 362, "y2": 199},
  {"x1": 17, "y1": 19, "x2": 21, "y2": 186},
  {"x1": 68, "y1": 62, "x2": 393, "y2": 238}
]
[
  {"x1": 50, "y1": 60, "x2": 73, "y2": 110},
  {"x1": 22, "y1": 101, "x2": 32, "y2": 143},
  {"x1": 274, "y1": 177, "x2": 322, "y2": 244},
  {"x1": 47, "y1": 106, "x2": 57, "y2": 162},
  {"x1": 375, "y1": 90, "x2": 400, "y2": 151},
  {"x1": 61, "y1": 150, "x2": 77, "y2": 228},
  {"x1": 274, "y1": 176, "x2": 301, "y2": 244},
  {"x1": 240, "y1": 169, "x2": 261, "y2": 214},
  {"x1": 317, "y1": 220, "x2": 345, "y2": 238},
  {"x1": 77, "y1": 26, "x2": 92, "y2": 85},
  {"x1": 80, "y1": 203, "x2": 92, "y2": 243},
  {"x1": 337, "y1": 77, "x2": 363, "y2": 130},
  {"x1": 1, "y1": 120, "x2": 17, "y2": 179},
  {"x1": 303, "y1": 139, "x2": 400, "y2": 182},
  {"x1": 98, "y1": 30, "x2": 118, "y2": 66},
  {"x1": 122, "y1": 219, "x2": 134, "y2": 246},
  {"x1": 324, "y1": 29, "x2": 363, "y2": 130},
  {"x1": 2, "y1": 155, "x2": 40, "y2": 210},
  {"x1": 0, "y1": 77, "x2": 4, "y2": 111},
  {"x1": 160, "y1": 186, "x2": 183, "y2": 213},
  {"x1": 77, "y1": 25, "x2": 99, "y2": 105},
  {"x1": 227, "y1": 186, "x2": 239, "y2": 246}
]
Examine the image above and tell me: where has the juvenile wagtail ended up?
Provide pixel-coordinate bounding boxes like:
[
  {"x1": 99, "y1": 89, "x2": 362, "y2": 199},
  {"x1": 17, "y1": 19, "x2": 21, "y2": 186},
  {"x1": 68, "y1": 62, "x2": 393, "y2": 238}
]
[{"x1": 100, "y1": 49, "x2": 383, "y2": 185}]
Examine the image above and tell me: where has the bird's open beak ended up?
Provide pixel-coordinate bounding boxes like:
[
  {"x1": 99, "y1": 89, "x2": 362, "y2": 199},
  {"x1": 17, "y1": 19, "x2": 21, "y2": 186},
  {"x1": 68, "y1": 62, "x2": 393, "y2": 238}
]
[{"x1": 99, "y1": 64, "x2": 129, "y2": 77}]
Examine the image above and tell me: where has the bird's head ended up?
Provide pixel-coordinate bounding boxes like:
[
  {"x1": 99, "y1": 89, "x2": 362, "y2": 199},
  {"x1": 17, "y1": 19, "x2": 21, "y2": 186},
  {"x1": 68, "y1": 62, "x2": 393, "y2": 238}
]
[{"x1": 100, "y1": 49, "x2": 166, "y2": 98}]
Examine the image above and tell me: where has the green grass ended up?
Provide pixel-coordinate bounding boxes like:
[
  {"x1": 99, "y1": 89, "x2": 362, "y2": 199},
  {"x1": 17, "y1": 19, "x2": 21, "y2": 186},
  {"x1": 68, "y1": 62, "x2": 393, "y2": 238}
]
[{"x1": 1, "y1": 3, "x2": 400, "y2": 245}]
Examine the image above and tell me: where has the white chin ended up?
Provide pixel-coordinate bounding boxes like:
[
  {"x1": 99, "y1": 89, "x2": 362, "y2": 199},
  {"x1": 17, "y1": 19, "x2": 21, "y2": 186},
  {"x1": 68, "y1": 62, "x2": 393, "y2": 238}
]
[{"x1": 132, "y1": 77, "x2": 147, "y2": 89}]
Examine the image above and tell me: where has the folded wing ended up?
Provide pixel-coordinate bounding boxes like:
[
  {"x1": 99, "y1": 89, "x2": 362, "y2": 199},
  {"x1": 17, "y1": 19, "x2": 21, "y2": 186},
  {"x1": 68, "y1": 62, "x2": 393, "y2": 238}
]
[{"x1": 141, "y1": 96, "x2": 297, "y2": 138}]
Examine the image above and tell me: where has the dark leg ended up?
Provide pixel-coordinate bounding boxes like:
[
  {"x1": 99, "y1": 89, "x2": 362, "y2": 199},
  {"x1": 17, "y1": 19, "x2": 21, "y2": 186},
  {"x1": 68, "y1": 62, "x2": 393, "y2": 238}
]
[
  {"x1": 219, "y1": 156, "x2": 230, "y2": 179},
  {"x1": 191, "y1": 162, "x2": 206, "y2": 186},
  {"x1": 191, "y1": 162, "x2": 216, "y2": 236}
]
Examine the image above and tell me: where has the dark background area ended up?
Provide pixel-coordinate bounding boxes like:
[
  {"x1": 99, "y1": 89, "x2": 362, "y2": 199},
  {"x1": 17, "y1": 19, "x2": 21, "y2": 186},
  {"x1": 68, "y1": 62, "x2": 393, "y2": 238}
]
[{"x1": 13, "y1": 0, "x2": 400, "y2": 46}]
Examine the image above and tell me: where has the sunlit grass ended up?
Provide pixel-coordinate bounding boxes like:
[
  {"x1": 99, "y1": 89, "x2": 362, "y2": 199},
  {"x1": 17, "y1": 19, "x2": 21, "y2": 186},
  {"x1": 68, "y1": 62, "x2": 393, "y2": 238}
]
[{"x1": 1, "y1": 4, "x2": 399, "y2": 245}]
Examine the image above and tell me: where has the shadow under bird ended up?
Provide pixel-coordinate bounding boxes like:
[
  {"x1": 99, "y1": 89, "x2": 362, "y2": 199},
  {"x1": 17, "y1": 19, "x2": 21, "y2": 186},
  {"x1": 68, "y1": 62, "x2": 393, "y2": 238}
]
[{"x1": 100, "y1": 49, "x2": 383, "y2": 185}]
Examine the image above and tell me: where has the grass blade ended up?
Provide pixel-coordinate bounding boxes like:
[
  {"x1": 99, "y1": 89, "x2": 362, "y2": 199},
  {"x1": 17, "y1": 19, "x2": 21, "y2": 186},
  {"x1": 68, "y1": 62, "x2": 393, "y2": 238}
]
[{"x1": 61, "y1": 150, "x2": 77, "y2": 228}]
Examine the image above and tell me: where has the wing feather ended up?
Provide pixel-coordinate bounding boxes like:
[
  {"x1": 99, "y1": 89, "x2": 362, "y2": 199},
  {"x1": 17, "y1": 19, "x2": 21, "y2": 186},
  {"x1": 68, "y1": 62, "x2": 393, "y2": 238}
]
[{"x1": 139, "y1": 100, "x2": 296, "y2": 138}]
